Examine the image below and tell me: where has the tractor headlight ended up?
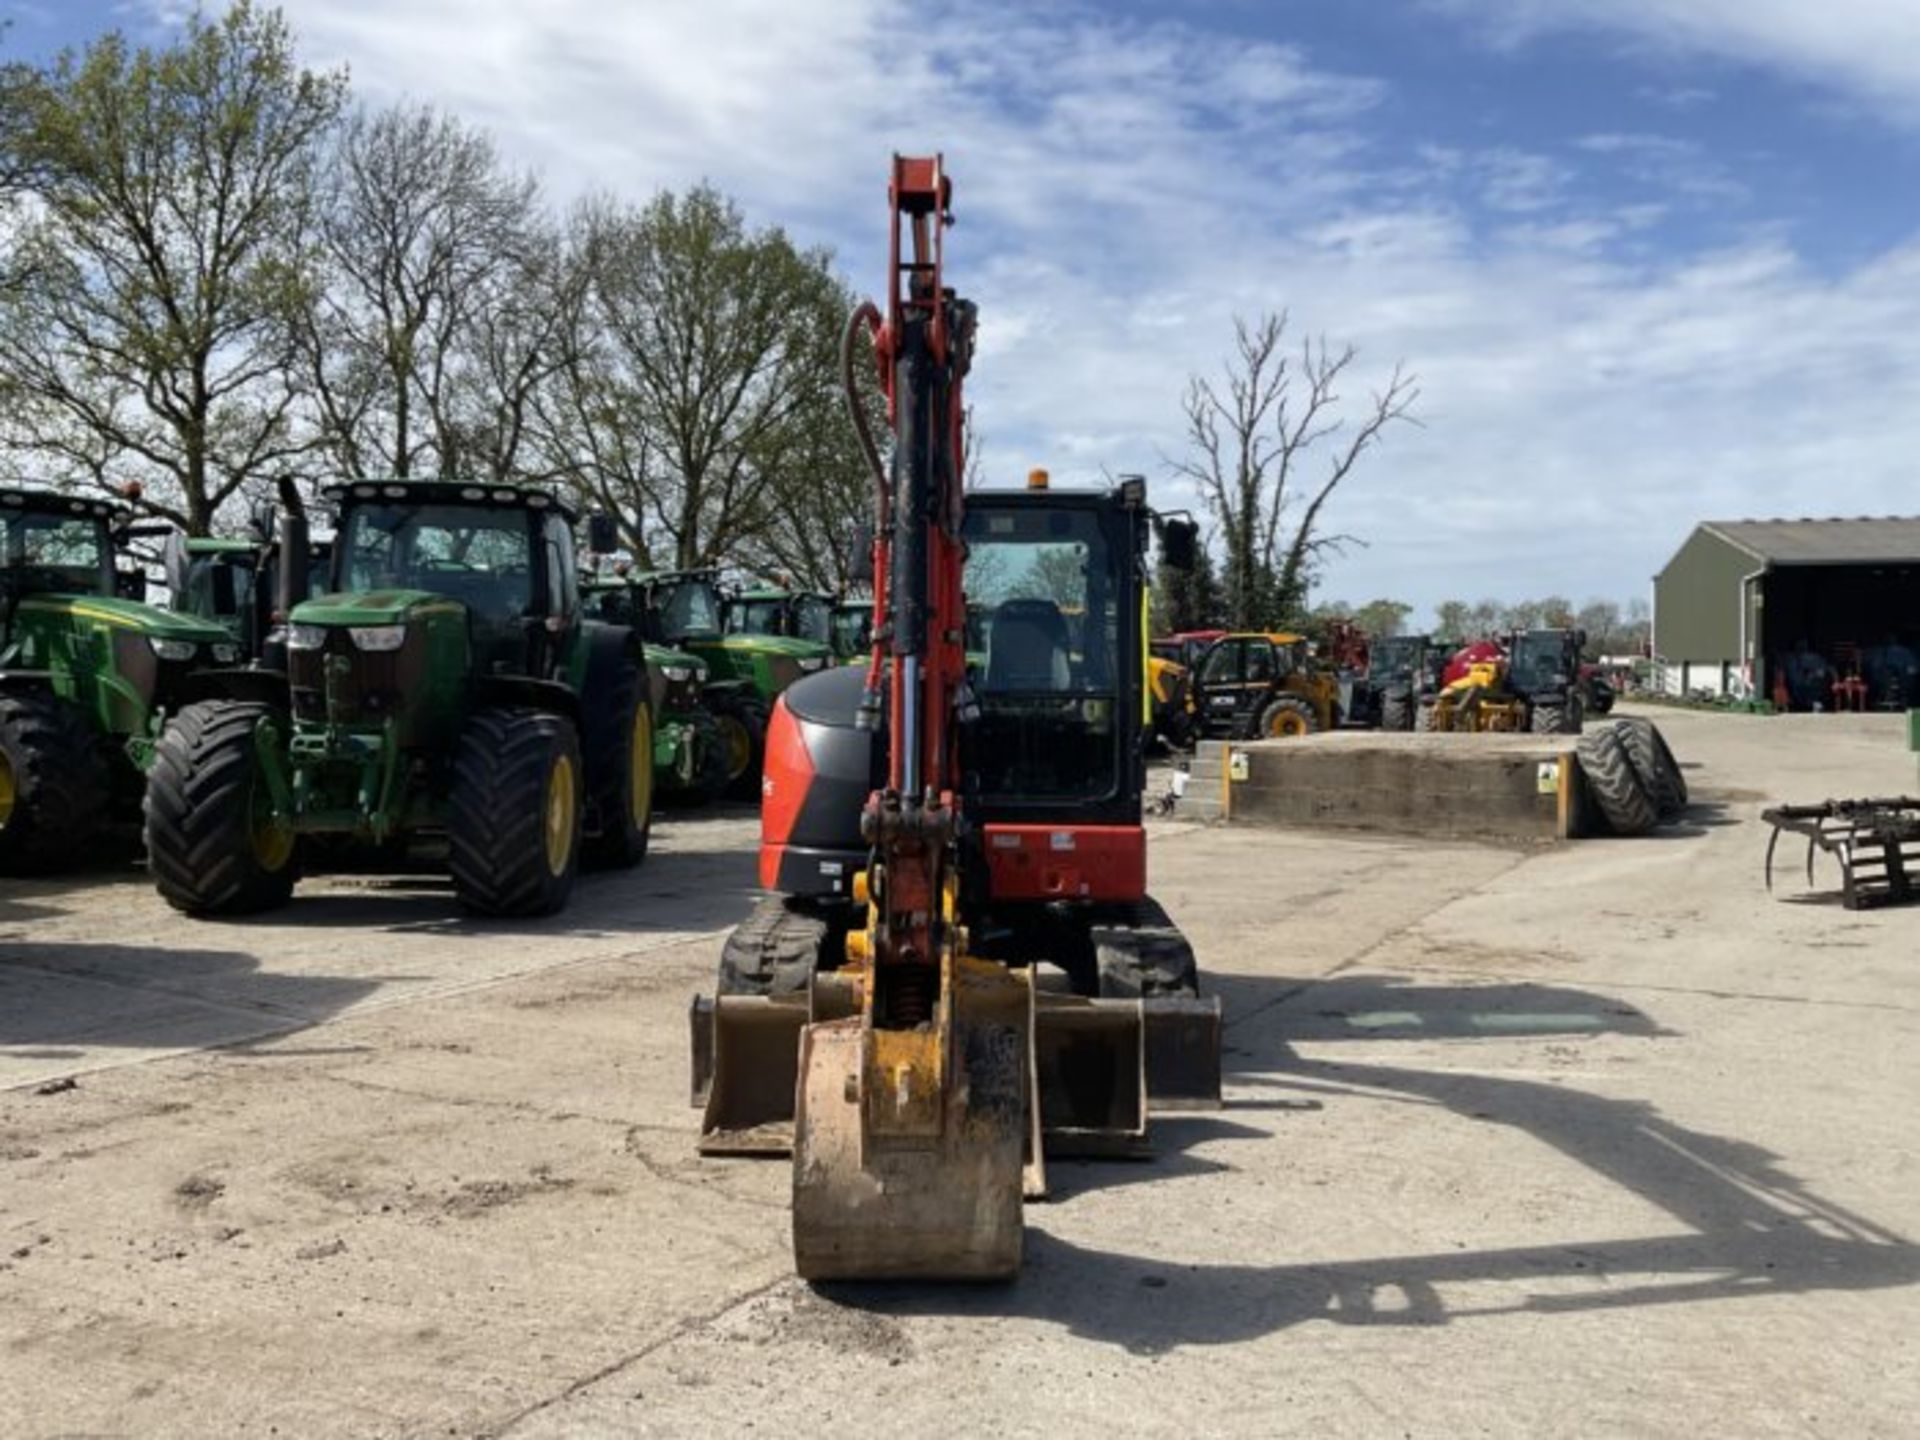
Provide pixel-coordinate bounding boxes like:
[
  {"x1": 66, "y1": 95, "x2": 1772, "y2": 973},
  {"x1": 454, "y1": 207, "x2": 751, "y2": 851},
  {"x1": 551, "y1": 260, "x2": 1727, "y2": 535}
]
[
  {"x1": 661, "y1": 664, "x2": 695, "y2": 683},
  {"x1": 288, "y1": 624, "x2": 328, "y2": 651},
  {"x1": 149, "y1": 638, "x2": 198, "y2": 662},
  {"x1": 348, "y1": 625, "x2": 408, "y2": 653},
  {"x1": 210, "y1": 643, "x2": 241, "y2": 665},
  {"x1": 797, "y1": 655, "x2": 827, "y2": 673}
]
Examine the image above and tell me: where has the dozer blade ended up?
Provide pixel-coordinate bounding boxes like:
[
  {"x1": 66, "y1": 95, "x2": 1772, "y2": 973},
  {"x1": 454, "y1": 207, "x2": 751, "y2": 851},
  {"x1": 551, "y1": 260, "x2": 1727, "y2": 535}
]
[
  {"x1": 1033, "y1": 994, "x2": 1149, "y2": 1158},
  {"x1": 792, "y1": 962, "x2": 1030, "y2": 1282},
  {"x1": 1144, "y1": 995, "x2": 1224, "y2": 1112},
  {"x1": 697, "y1": 993, "x2": 809, "y2": 1156}
]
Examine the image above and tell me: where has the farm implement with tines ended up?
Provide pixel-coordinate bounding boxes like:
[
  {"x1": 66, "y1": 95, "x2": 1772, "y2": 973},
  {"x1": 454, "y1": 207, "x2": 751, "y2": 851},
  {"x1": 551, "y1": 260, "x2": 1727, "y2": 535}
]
[{"x1": 1762, "y1": 797, "x2": 1920, "y2": 910}]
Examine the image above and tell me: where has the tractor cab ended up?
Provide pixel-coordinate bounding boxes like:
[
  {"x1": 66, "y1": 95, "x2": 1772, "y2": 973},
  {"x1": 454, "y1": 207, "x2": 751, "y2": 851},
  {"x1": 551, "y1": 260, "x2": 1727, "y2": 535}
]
[
  {"x1": 0, "y1": 489, "x2": 120, "y2": 601},
  {"x1": 1190, "y1": 630, "x2": 1340, "y2": 740},
  {"x1": 728, "y1": 586, "x2": 836, "y2": 650},
  {"x1": 830, "y1": 598, "x2": 872, "y2": 662}
]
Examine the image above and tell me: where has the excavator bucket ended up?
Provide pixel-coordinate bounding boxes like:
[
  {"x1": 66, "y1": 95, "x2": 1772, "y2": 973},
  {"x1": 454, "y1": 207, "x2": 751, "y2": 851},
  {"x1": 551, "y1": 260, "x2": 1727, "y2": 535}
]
[
  {"x1": 1032, "y1": 994, "x2": 1148, "y2": 1157},
  {"x1": 792, "y1": 959, "x2": 1031, "y2": 1281},
  {"x1": 696, "y1": 993, "x2": 808, "y2": 1155}
]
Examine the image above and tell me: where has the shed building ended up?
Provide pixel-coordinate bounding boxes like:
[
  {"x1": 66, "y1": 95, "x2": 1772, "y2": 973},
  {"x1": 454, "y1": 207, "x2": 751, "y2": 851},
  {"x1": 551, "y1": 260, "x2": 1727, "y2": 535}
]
[{"x1": 1652, "y1": 517, "x2": 1920, "y2": 708}]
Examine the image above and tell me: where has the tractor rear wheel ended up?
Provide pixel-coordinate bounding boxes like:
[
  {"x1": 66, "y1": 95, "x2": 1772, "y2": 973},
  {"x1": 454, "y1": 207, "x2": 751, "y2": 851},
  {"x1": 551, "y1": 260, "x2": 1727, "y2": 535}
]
[
  {"x1": 0, "y1": 692, "x2": 109, "y2": 875},
  {"x1": 1381, "y1": 693, "x2": 1413, "y2": 732},
  {"x1": 1612, "y1": 716, "x2": 1686, "y2": 818},
  {"x1": 144, "y1": 701, "x2": 297, "y2": 915},
  {"x1": 1530, "y1": 700, "x2": 1566, "y2": 734},
  {"x1": 1257, "y1": 695, "x2": 1318, "y2": 739},
  {"x1": 1577, "y1": 725, "x2": 1658, "y2": 835},
  {"x1": 448, "y1": 708, "x2": 583, "y2": 916},
  {"x1": 708, "y1": 690, "x2": 768, "y2": 799},
  {"x1": 584, "y1": 658, "x2": 653, "y2": 870},
  {"x1": 1416, "y1": 698, "x2": 1441, "y2": 732}
]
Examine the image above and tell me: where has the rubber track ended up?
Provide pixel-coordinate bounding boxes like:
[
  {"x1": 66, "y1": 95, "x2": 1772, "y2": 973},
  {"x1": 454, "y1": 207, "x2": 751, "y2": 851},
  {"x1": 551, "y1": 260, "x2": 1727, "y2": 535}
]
[
  {"x1": 1091, "y1": 898, "x2": 1201, "y2": 998},
  {"x1": 1576, "y1": 724, "x2": 1658, "y2": 835},
  {"x1": 718, "y1": 894, "x2": 830, "y2": 995},
  {"x1": 0, "y1": 692, "x2": 108, "y2": 873},
  {"x1": 447, "y1": 707, "x2": 580, "y2": 916},
  {"x1": 144, "y1": 701, "x2": 294, "y2": 914}
]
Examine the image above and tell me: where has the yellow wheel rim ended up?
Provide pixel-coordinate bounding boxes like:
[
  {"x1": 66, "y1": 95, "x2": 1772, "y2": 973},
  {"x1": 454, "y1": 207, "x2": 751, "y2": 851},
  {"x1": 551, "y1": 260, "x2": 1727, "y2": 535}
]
[
  {"x1": 1268, "y1": 710, "x2": 1310, "y2": 738},
  {"x1": 717, "y1": 715, "x2": 752, "y2": 780},
  {"x1": 0, "y1": 750, "x2": 15, "y2": 831},
  {"x1": 545, "y1": 753, "x2": 577, "y2": 878},
  {"x1": 630, "y1": 706, "x2": 653, "y2": 827}
]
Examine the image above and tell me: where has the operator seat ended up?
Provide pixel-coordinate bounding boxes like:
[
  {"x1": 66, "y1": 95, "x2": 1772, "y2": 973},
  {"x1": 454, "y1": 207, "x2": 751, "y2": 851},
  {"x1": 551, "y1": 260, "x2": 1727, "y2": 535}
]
[{"x1": 985, "y1": 598, "x2": 1072, "y2": 692}]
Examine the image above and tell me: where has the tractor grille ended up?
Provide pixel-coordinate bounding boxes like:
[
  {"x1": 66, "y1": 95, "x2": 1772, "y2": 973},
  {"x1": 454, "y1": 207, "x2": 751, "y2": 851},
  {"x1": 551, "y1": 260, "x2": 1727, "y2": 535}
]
[{"x1": 289, "y1": 628, "x2": 412, "y2": 725}]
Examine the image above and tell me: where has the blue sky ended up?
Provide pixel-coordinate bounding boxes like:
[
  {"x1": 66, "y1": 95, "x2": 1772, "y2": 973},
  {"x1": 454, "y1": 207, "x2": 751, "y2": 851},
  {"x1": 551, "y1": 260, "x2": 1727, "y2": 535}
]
[{"x1": 9, "y1": 0, "x2": 1920, "y2": 619}]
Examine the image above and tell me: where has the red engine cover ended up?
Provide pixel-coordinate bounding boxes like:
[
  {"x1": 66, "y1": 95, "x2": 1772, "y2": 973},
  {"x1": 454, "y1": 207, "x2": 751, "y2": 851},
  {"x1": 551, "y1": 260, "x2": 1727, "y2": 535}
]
[
  {"x1": 981, "y1": 824, "x2": 1145, "y2": 902},
  {"x1": 757, "y1": 697, "x2": 813, "y2": 890},
  {"x1": 1443, "y1": 640, "x2": 1504, "y2": 687}
]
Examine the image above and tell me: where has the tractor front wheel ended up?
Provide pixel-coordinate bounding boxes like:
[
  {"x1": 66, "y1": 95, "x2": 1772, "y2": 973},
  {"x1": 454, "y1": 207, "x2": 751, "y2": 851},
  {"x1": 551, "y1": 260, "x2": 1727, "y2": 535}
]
[
  {"x1": 708, "y1": 691, "x2": 769, "y2": 800},
  {"x1": 449, "y1": 708, "x2": 583, "y2": 916},
  {"x1": 1529, "y1": 700, "x2": 1566, "y2": 734},
  {"x1": 1380, "y1": 693, "x2": 1413, "y2": 732},
  {"x1": 1257, "y1": 696, "x2": 1318, "y2": 739},
  {"x1": 144, "y1": 701, "x2": 297, "y2": 915}
]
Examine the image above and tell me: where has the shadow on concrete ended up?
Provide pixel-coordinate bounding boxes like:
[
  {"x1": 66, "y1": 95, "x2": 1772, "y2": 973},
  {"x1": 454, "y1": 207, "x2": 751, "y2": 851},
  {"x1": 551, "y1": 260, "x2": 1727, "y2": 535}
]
[
  {"x1": 823, "y1": 972, "x2": 1919, "y2": 1349},
  {"x1": 178, "y1": 845, "x2": 765, "y2": 939},
  {"x1": 0, "y1": 940, "x2": 383, "y2": 1059}
]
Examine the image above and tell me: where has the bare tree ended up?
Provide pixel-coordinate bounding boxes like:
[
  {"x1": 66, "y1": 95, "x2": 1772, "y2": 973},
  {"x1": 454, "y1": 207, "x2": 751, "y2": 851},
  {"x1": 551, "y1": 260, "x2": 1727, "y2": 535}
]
[
  {"x1": 1171, "y1": 312, "x2": 1418, "y2": 627},
  {"x1": 301, "y1": 102, "x2": 540, "y2": 482},
  {"x1": 0, "y1": 4, "x2": 344, "y2": 531}
]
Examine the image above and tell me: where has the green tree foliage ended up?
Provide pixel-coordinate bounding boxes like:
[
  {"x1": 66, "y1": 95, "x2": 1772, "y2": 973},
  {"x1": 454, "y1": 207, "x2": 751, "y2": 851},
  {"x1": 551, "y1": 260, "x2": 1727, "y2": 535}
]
[
  {"x1": 1153, "y1": 537, "x2": 1222, "y2": 634},
  {"x1": 0, "y1": 3, "x2": 345, "y2": 531}
]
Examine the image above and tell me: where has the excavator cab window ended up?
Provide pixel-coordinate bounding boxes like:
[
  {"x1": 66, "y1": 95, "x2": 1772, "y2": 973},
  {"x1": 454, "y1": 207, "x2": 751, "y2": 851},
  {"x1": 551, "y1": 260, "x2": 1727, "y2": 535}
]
[{"x1": 962, "y1": 502, "x2": 1122, "y2": 804}]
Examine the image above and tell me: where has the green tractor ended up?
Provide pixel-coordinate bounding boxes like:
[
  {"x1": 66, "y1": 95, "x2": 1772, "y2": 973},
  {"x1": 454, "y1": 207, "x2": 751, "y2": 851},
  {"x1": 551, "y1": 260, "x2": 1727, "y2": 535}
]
[
  {"x1": 830, "y1": 597, "x2": 872, "y2": 664},
  {"x1": 644, "y1": 569, "x2": 829, "y2": 796},
  {"x1": 0, "y1": 486, "x2": 238, "y2": 872},
  {"x1": 143, "y1": 480, "x2": 654, "y2": 917},
  {"x1": 581, "y1": 571, "x2": 736, "y2": 805},
  {"x1": 727, "y1": 585, "x2": 837, "y2": 650}
]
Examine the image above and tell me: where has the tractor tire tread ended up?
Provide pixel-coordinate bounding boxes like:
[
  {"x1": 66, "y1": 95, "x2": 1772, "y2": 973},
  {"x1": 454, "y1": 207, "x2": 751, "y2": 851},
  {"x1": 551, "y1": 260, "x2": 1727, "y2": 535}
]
[
  {"x1": 143, "y1": 700, "x2": 295, "y2": 914},
  {"x1": 0, "y1": 691, "x2": 110, "y2": 874},
  {"x1": 583, "y1": 658, "x2": 652, "y2": 869},
  {"x1": 1576, "y1": 724, "x2": 1659, "y2": 835},
  {"x1": 1611, "y1": 716, "x2": 1687, "y2": 818},
  {"x1": 448, "y1": 707, "x2": 582, "y2": 916}
]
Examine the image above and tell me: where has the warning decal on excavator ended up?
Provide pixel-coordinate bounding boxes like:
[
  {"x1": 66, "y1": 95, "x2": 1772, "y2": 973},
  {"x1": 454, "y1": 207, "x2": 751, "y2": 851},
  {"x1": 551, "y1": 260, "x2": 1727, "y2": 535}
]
[{"x1": 1536, "y1": 760, "x2": 1560, "y2": 794}]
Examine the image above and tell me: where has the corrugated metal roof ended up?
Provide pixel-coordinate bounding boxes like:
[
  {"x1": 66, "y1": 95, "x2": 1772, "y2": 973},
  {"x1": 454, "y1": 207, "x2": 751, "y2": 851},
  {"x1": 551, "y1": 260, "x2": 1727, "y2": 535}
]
[{"x1": 1698, "y1": 517, "x2": 1920, "y2": 566}]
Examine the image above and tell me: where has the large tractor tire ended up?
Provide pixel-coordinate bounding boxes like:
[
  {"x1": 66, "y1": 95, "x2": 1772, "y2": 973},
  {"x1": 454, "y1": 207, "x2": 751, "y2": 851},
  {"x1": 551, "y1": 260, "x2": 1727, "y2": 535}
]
[
  {"x1": 718, "y1": 894, "x2": 838, "y2": 995},
  {"x1": 1091, "y1": 898, "x2": 1201, "y2": 998},
  {"x1": 1530, "y1": 699, "x2": 1567, "y2": 734},
  {"x1": 1380, "y1": 692, "x2": 1414, "y2": 732},
  {"x1": 1576, "y1": 725, "x2": 1658, "y2": 836},
  {"x1": 448, "y1": 708, "x2": 583, "y2": 917},
  {"x1": 583, "y1": 657, "x2": 654, "y2": 870},
  {"x1": 0, "y1": 691, "x2": 109, "y2": 875},
  {"x1": 1256, "y1": 695, "x2": 1318, "y2": 739},
  {"x1": 1612, "y1": 716, "x2": 1687, "y2": 818},
  {"x1": 144, "y1": 701, "x2": 298, "y2": 915},
  {"x1": 707, "y1": 689, "x2": 769, "y2": 800},
  {"x1": 1416, "y1": 698, "x2": 1441, "y2": 732}
]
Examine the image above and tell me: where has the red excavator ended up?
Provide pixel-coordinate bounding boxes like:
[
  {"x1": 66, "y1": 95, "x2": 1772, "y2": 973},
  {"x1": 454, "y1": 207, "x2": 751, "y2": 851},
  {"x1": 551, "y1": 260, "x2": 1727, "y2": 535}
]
[{"x1": 690, "y1": 155, "x2": 1222, "y2": 1280}]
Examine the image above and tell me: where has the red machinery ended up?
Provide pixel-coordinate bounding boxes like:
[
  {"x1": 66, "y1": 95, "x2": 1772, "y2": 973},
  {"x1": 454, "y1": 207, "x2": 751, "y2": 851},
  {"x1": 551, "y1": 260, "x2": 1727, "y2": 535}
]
[{"x1": 692, "y1": 156, "x2": 1220, "y2": 1281}]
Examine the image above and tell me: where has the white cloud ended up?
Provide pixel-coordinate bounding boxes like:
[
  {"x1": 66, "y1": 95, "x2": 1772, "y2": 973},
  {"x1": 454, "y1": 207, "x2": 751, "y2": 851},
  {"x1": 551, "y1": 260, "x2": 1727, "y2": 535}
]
[
  {"x1": 131, "y1": 0, "x2": 1920, "y2": 616},
  {"x1": 1436, "y1": 0, "x2": 1920, "y2": 124}
]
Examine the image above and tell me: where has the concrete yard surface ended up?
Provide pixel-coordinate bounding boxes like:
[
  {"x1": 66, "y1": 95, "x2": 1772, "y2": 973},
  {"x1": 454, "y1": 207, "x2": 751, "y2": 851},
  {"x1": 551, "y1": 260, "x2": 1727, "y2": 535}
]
[{"x1": 3, "y1": 704, "x2": 1919, "y2": 1437}]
